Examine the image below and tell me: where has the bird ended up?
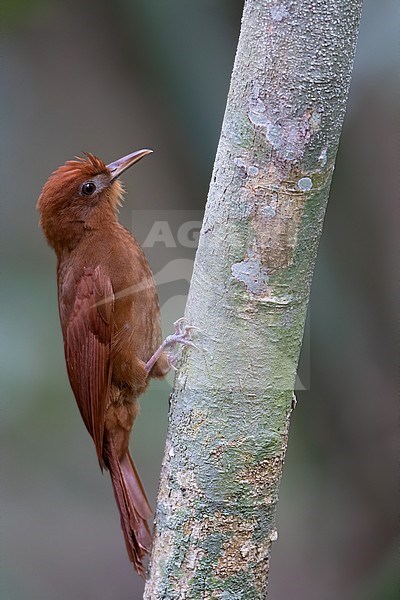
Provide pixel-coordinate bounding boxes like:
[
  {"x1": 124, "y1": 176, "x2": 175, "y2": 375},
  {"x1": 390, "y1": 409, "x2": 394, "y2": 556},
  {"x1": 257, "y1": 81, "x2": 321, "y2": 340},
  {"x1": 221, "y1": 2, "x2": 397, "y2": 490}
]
[{"x1": 37, "y1": 150, "x2": 195, "y2": 576}]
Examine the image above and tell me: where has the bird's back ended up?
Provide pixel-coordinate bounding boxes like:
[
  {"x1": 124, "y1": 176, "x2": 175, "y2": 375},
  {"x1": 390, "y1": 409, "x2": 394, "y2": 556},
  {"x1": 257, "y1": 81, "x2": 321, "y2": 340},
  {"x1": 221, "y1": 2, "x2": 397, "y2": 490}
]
[{"x1": 57, "y1": 224, "x2": 163, "y2": 376}]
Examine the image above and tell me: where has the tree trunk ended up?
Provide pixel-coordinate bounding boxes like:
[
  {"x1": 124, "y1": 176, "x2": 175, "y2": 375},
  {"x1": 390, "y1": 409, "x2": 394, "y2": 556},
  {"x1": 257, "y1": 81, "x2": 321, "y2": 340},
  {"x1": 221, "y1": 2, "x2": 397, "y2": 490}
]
[{"x1": 144, "y1": 0, "x2": 363, "y2": 597}]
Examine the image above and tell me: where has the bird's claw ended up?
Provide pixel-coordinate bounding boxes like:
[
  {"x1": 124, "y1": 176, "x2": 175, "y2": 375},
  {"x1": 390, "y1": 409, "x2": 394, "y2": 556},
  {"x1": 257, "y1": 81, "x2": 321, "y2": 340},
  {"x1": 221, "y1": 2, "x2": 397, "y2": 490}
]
[
  {"x1": 145, "y1": 317, "x2": 199, "y2": 374},
  {"x1": 164, "y1": 318, "x2": 200, "y2": 370},
  {"x1": 173, "y1": 317, "x2": 201, "y2": 337},
  {"x1": 171, "y1": 318, "x2": 200, "y2": 350},
  {"x1": 167, "y1": 350, "x2": 179, "y2": 371},
  {"x1": 166, "y1": 325, "x2": 199, "y2": 352}
]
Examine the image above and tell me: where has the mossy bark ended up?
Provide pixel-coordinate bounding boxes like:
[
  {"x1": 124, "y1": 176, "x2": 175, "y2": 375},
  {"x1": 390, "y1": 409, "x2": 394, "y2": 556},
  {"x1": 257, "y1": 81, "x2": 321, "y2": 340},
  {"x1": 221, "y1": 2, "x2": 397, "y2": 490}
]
[{"x1": 144, "y1": 0, "x2": 363, "y2": 598}]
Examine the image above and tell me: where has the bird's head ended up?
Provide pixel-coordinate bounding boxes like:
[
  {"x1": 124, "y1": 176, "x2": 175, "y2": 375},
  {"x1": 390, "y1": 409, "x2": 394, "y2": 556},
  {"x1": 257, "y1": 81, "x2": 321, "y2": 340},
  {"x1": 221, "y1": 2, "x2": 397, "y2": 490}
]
[{"x1": 37, "y1": 149, "x2": 152, "y2": 253}]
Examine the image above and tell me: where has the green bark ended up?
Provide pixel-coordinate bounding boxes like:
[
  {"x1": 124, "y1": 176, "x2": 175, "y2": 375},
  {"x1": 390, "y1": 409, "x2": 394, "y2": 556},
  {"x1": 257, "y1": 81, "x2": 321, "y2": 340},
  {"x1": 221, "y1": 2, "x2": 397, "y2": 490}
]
[{"x1": 144, "y1": 0, "x2": 363, "y2": 597}]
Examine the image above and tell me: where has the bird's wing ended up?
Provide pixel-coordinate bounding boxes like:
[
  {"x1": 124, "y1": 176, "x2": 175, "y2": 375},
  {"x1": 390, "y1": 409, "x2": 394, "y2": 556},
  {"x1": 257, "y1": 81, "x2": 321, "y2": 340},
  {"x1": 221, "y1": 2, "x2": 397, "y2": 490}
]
[{"x1": 64, "y1": 265, "x2": 114, "y2": 467}]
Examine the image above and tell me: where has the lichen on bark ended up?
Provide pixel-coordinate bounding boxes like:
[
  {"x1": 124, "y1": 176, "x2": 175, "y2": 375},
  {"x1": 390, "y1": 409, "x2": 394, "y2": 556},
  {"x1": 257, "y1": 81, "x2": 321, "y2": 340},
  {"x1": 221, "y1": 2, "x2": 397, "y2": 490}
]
[{"x1": 144, "y1": 1, "x2": 363, "y2": 598}]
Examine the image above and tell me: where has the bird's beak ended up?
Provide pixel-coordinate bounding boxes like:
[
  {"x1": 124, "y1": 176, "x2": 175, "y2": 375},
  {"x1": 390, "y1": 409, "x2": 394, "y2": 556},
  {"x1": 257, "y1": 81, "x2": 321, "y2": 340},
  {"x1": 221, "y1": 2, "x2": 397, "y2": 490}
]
[{"x1": 107, "y1": 149, "x2": 153, "y2": 181}]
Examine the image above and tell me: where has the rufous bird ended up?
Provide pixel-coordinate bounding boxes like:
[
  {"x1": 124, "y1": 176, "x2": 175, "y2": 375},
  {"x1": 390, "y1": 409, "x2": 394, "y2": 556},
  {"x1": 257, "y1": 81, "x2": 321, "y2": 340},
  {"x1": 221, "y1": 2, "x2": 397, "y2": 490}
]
[{"x1": 37, "y1": 150, "x2": 195, "y2": 575}]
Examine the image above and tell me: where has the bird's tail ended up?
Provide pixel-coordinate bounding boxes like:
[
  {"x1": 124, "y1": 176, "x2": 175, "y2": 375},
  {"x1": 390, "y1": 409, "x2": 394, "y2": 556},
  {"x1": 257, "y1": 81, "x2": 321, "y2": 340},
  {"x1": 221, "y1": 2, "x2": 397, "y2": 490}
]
[{"x1": 103, "y1": 437, "x2": 152, "y2": 576}]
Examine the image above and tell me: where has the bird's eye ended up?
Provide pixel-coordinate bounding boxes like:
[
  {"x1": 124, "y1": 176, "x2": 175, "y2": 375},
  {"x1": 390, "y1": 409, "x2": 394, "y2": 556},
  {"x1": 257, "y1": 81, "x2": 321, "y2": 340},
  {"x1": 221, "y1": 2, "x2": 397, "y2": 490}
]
[{"x1": 81, "y1": 182, "x2": 97, "y2": 196}]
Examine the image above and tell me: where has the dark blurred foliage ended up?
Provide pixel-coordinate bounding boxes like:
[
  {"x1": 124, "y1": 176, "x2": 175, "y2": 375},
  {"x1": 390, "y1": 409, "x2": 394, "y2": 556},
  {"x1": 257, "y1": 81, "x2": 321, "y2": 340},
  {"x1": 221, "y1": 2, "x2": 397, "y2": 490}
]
[{"x1": 1, "y1": 1, "x2": 398, "y2": 599}]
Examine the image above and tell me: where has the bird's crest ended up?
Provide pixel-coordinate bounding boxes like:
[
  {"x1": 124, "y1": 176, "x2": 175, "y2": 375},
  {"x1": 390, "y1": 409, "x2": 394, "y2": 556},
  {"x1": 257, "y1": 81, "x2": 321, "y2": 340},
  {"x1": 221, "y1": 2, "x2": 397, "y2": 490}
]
[{"x1": 55, "y1": 152, "x2": 109, "y2": 181}]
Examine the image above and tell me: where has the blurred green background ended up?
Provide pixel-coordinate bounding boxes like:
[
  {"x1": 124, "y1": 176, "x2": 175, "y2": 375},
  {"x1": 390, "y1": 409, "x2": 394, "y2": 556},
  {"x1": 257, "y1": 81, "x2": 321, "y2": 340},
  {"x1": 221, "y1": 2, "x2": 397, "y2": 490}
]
[{"x1": 1, "y1": 1, "x2": 398, "y2": 599}]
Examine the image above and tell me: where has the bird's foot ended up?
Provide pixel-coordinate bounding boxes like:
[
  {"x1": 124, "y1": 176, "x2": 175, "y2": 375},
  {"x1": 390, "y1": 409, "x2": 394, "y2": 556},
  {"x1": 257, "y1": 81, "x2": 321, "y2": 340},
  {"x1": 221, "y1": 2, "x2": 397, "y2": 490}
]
[
  {"x1": 145, "y1": 318, "x2": 199, "y2": 374},
  {"x1": 165, "y1": 318, "x2": 200, "y2": 371},
  {"x1": 170, "y1": 317, "x2": 200, "y2": 349}
]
